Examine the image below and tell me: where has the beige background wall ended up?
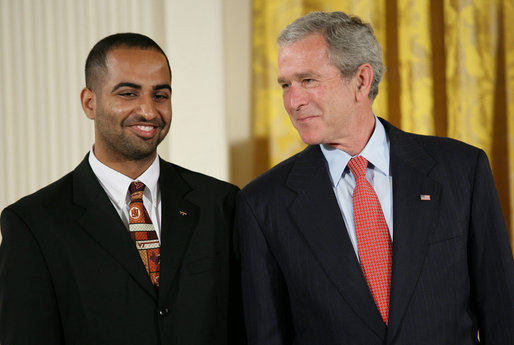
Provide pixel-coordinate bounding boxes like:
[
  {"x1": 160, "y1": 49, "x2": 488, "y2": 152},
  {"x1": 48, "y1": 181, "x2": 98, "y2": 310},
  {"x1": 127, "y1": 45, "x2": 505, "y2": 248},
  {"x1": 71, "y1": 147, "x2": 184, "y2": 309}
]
[{"x1": 0, "y1": 0, "x2": 252, "y2": 220}]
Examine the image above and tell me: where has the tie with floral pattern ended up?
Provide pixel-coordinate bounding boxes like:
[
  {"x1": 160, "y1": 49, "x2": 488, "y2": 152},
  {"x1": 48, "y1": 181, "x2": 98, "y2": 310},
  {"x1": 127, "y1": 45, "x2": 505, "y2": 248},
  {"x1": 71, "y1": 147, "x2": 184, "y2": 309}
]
[{"x1": 128, "y1": 181, "x2": 160, "y2": 287}]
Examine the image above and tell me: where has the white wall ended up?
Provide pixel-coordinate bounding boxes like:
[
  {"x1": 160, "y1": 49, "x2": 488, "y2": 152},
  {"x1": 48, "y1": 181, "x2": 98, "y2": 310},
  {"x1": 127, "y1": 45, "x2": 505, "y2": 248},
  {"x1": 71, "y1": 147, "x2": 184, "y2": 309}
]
[{"x1": 0, "y1": 0, "x2": 252, "y2": 216}]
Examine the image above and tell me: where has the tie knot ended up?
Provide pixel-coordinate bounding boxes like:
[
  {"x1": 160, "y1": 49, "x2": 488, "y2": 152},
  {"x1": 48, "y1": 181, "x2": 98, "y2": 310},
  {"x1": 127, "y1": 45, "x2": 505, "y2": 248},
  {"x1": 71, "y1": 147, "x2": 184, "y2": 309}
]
[
  {"x1": 129, "y1": 181, "x2": 146, "y2": 201},
  {"x1": 347, "y1": 156, "x2": 368, "y2": 178}
]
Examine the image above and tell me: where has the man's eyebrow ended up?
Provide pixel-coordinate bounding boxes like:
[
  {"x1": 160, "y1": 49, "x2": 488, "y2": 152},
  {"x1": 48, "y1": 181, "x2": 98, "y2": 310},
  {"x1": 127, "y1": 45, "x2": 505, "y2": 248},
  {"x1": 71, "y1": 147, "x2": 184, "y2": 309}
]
[
  {"x1": 154, "y1": 84, "x2": 172, "y2": 91},
  {"x1": 111, "y1": 82, "x2": 141, "y2": 93},
  {"x1": 111, "y1": 82, "x2": 172, "y2": 93},
  {"x1": 277, "y1": 72, "x2": 318, "y2": 84}
]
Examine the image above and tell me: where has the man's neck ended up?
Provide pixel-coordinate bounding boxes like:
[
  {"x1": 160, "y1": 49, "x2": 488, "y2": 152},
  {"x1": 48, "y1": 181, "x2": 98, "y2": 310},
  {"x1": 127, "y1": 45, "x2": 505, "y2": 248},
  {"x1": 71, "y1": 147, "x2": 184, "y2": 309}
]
[
  {"x1": 328, "y1": 111, "x2": 376, "y2": 156},
  {"x1": 92, "y1": 147, "x2": 157, "y2": 180}
]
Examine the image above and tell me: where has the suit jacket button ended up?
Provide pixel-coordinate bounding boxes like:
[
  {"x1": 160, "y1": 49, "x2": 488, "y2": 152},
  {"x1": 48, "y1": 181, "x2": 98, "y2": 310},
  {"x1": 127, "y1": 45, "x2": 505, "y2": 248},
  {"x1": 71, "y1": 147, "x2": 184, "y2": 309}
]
[{"x1": 159, "y1": 307, "x2": 169, "y2": 317}]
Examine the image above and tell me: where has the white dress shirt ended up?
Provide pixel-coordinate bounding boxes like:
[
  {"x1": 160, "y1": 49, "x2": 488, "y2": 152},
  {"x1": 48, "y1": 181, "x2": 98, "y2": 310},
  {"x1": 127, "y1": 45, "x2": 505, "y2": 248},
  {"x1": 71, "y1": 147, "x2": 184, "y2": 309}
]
[
  {"x1": 88, "y1": 148, "x2": 162, "y2": 242},
  {"x1": 320, "y1": 117, "x2": 393, "y2": 259}
]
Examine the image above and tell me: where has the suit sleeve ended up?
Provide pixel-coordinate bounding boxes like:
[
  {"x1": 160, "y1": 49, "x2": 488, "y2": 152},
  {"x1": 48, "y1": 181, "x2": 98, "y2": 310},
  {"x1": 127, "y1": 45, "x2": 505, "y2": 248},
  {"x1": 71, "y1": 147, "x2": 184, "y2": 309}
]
[
  {"x1": 223, "y1": 187, "x2": 247, "y2": 345},
  {"x1": 236, "y1": 193, "x2": 293, "y2": 345},
  {"x1": 468, "y1": 150, "x2": 514, "y2": 343},
  {"x1": 0, "y1": 207, "x2": 64, "y2": 345}
]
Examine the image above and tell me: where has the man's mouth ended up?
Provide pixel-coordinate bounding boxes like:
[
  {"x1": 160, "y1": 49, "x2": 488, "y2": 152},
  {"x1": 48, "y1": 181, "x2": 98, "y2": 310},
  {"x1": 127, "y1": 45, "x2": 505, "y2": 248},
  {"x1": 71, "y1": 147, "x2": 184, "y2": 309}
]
[
  {"x1": 130, "y1": 124, "x2": 158, "y2": 138},
  {"x1": 136, "y1": 125, "x2": 154, "y2": 132},
  {"x1": 296, "y1": 115, "x2": 318, "y2": 123}
]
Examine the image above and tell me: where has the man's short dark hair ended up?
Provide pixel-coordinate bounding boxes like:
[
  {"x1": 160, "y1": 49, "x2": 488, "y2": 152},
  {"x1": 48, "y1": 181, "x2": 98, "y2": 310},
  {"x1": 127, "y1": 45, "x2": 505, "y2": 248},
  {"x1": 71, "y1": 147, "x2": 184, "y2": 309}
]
[{"x1": 85, "y1": 33, "x2": 171, "y2": 91}]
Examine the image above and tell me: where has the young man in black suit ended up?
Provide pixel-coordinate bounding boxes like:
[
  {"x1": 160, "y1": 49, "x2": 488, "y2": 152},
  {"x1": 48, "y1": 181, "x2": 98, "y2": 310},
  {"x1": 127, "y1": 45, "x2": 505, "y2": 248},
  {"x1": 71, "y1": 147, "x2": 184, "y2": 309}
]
[
  {"x1": 237, "y1": 11, "x2": 513, "y2": 344},
  {"x1": 0, "y1": 33, "x2": 244, "y2": 345}
]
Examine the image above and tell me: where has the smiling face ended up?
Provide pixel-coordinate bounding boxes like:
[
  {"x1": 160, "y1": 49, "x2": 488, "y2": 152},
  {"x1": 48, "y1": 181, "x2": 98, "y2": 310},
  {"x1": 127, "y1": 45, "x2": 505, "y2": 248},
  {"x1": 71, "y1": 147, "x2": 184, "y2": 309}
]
[
  {"x1": 278, "y1": 33, "x2": 364, "y2": 150},
  {"x1": 82, "y1": 48, "x2": 172, "y2": 168}
]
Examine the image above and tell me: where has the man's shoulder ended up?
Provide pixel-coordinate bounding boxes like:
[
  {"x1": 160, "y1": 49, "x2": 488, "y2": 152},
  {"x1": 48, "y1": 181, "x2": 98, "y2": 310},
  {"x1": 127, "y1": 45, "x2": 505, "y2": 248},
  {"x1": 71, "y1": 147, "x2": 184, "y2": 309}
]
[
  {"x1": 380, "y1": 118, "x2": 488, "y2": 185},
  {"x1": 401, "y1": 129, "x2": 483, "y2": 161},
  {"x1": 241, "y1": 145, "x2": 317, "y2": 195},
  {"x1": 3, "y1": 155, "x2": 95, "y2": 216},
  {"x1": 382, "y1": 117, "x2": 484, "y2": 160},
  {"x1": 160, "y1": 159, "x2": 239, "y2": 194},
  {"x1": 3, "y1": 170, "x2": 75, "y2": 217}
]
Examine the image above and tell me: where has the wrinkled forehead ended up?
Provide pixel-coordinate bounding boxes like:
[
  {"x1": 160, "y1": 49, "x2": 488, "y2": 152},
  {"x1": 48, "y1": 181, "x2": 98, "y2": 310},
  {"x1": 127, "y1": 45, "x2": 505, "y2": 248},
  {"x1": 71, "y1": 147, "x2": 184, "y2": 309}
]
[
  {"x1": 278, "y1": 35, "x2": 331, "y2": 76},
  {"x1": 279, "y1": 34, "x2": 329, "y2": 62}
]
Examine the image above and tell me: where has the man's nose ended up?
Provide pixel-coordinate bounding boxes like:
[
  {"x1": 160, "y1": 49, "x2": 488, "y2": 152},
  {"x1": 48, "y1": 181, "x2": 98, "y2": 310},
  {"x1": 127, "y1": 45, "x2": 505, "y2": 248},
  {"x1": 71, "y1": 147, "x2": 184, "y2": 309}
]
[
  {"x1": 288, "y1": 85, "x2": 307, "y2": 110},
  {"x1": 137, "y1": 95, "x2": 157, "y2": 119}
]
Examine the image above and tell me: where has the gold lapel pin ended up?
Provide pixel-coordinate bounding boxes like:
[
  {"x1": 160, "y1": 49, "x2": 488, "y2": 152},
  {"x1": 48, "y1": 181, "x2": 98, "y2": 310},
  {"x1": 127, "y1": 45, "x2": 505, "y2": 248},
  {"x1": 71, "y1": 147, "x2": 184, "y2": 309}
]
[{"x1": 179, "y1": 210, "x2": 188, "y2": 216}]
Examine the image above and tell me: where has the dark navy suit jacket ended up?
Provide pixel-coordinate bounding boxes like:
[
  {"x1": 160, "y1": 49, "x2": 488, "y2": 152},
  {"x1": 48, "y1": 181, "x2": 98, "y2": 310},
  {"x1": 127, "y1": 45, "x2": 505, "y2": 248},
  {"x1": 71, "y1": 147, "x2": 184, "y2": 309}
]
[{"x1": 237, "y1": 118, "x2": 514, "y2": 345}]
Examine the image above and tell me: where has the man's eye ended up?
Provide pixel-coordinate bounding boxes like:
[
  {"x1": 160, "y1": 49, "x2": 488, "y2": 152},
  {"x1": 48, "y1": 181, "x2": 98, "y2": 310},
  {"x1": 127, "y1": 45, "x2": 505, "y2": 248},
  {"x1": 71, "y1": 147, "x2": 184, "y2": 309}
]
[
  {"x1": 280, "y1": 83, "x2": 290, "y2": 89},
  {"x1": 302, "y1": 79, "x2": 319, "y2": 88},
  {"x1": 119, "y1": 92, "x2": 137, "y2": 97},
  {"x1": 154, "y1": 94, "x2": 169, "y2": 101}
]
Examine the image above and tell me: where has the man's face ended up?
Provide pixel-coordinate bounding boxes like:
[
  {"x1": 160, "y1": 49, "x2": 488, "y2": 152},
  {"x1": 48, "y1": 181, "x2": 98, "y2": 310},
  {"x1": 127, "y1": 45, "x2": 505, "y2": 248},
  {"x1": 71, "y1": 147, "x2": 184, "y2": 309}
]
[
  {"x1": 278, "y1": 33, "x2": 357, "y2": 146},
  {"x1": 88, "y1": 48, "x2": 172, "y2": 163}
]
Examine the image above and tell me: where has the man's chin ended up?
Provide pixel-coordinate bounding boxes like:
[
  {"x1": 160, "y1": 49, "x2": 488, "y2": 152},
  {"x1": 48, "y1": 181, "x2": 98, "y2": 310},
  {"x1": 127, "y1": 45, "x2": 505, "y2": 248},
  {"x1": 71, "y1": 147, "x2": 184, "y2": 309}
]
[
  {"x1": 298, "y1": 133, "x2": 321, "y2": 146},
  {"x1": 126, "y1": 151, "x2": 158, "y2": 162},
  {"x1": 122, "y1": 142, "x2": 160, "y2": 161}
]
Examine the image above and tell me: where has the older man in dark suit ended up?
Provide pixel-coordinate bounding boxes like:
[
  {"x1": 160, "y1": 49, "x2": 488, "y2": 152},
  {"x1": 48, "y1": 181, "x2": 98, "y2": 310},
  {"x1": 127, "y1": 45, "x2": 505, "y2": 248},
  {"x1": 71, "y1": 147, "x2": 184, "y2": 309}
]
[
  {"x1": 237, "y1": 11, "x2": 514, "y2": 344},
  {"x1": 0, "y1": 33, "x2": 244, "y2": 345}
]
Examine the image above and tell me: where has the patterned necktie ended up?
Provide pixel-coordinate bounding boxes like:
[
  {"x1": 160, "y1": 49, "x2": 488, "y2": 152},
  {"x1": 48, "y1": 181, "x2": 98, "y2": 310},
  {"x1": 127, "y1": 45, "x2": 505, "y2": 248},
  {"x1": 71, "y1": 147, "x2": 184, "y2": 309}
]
[
  {"x1": 347, "y1": 156, "x2": 392, "y2": 324},
  {"x1": 128, "y1": 181, "x2": 160, "y2": 287}
]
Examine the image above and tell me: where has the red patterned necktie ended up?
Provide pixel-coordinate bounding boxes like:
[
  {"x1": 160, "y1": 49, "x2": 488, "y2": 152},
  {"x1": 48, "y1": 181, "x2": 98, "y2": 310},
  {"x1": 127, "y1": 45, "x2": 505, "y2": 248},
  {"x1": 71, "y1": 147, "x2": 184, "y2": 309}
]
[
  {"x1": 128, "y1": 181, "x2": 160, "y2": 287},
  {"x1": 347, "y1": 156, "x2": 392, "y2": 324}
]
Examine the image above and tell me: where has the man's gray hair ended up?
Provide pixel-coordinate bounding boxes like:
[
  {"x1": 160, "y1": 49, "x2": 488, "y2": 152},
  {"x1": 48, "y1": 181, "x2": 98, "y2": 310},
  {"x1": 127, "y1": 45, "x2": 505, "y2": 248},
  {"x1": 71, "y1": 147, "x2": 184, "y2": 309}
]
[{"x1": 278, "y1": 11, "x2": 384, "y2": 101}]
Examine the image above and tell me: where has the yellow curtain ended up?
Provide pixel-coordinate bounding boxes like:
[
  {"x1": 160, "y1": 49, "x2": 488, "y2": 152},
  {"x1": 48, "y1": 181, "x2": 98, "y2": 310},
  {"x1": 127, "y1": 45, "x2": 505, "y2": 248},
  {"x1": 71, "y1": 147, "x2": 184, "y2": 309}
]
[{"x1": 251, "y1": 0, "x2": 514, "y2": 245}]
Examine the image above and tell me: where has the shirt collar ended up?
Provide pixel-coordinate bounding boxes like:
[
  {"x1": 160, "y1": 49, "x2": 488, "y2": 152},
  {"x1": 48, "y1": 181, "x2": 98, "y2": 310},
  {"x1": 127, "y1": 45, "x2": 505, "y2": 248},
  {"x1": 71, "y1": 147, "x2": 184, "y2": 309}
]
[
  {"x1": 88, "y1": 147, "x2": 161, "y2": 205},
  {"x1": 320, "y1": 116, "x2": 390, "y2": 186}
]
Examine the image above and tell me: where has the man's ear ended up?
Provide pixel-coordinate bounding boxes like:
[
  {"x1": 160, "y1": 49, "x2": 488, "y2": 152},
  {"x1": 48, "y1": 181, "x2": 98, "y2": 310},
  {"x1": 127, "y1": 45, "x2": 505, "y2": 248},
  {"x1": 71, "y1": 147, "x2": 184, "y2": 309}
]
[
  {"x1": 354, "y1": 63, "x2": 373, "y2": 102},
  {"x1": 80, "y1": 87, "x2": 96, "y2": 120}
]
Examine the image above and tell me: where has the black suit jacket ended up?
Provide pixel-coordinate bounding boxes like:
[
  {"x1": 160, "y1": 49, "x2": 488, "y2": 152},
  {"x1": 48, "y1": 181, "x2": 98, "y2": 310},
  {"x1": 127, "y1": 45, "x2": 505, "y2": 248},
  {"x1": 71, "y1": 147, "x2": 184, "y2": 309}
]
[
  {"x1": 0, "y1": 155, "x2": 245, "y2": 345},
  {"x1": 237, "y1": 119, "x2": 514, "y2": 345}
]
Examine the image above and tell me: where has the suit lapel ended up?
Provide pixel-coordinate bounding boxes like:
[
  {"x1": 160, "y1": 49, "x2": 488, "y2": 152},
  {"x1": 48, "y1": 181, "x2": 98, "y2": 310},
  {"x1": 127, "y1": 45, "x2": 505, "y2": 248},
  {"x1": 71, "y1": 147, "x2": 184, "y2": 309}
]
[
  {"x1": 381, "y1": 120, "x2": 442, "y2": 342},
  {"x1": 286, "y1": 146, "x2": 386, "y2": 339},
  {"x1": 72, "y1": 156, "x2": 157, "y2": 299},
  {"x1": 156, "y1": 160, "x2": 199, "y2": 301}
]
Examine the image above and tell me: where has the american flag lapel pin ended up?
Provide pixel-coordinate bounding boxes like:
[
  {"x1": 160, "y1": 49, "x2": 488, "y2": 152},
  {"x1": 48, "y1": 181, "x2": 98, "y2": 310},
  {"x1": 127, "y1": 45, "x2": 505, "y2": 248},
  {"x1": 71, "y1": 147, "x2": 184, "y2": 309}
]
[{"x1": 420, "y1": 194, "x2": 431, "y2": 201}]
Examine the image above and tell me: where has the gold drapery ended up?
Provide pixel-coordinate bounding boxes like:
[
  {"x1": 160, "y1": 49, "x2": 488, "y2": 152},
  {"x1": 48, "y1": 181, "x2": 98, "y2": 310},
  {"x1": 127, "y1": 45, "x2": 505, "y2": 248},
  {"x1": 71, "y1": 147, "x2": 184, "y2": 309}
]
[{"x1": 250, "y1": 0, "x2": 514, "y2": 245}]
